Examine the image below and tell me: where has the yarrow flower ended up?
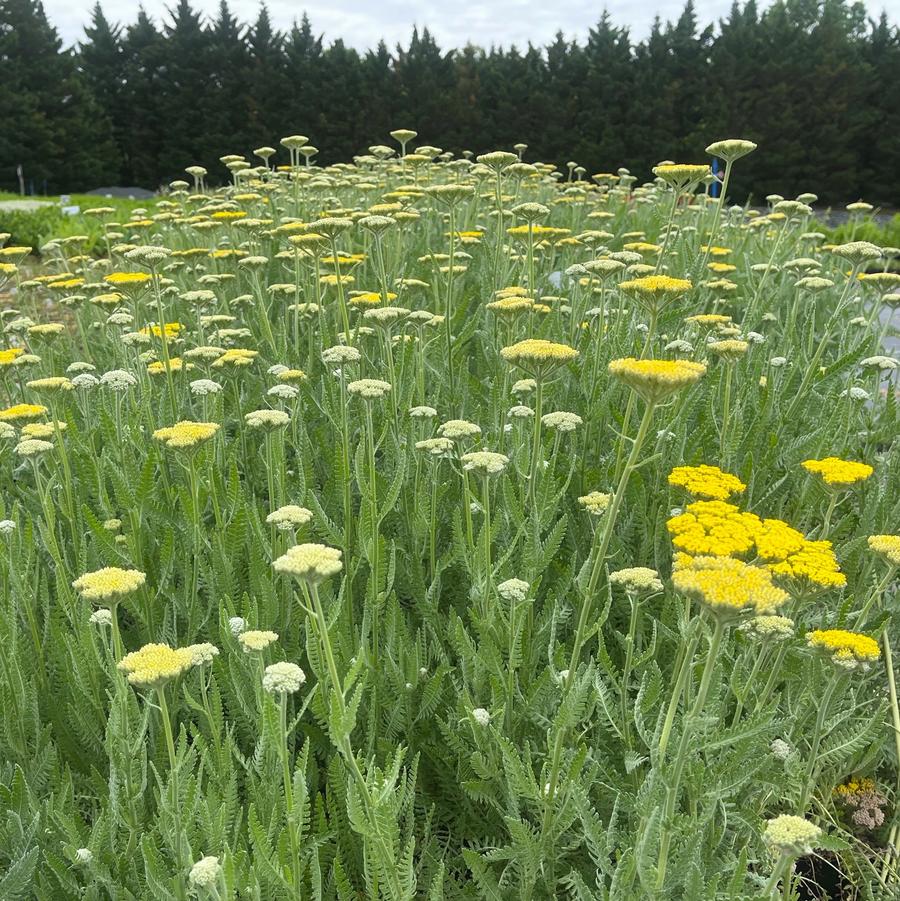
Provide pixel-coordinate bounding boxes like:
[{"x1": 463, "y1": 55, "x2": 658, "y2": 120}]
[
  {"x1": 73, "y1": 567, "x2": 146, "y2": 601},
  {"x1": 266, "y1": 505, "x2": 313, "y2": 530},
  {"x1": 739, "y1": 615, "x2": 795, "y2": 640},
  {"x1": 609, "y1": 567, "x2": 663, "y2": 593},
  {"x1": 801, "y1": 456, "x2": 873, "y2": 487},
  {"x1": 0, "y1": 403, "x2": 48, "y2": 422},
  {"x1": 153, "y1": 420, "x2": 220, "y2": 449},
  {"x1": 608, "y1": 358, "x2": 706, "y2": 403},
  {"x1": 238, "y1": 630, "x2": 279, "y2": 653},
  {"x1": 807, "y1": 629, "x2": 880, "y2": 670},
  {"x1": 273, "y1": 543, "x2": 343, "y2": 583},
  {"x1": 15, "y1": 438, "x2": 53, "y2": 457},
  {"x1": 438, "y1": 419, "x2": 481, "y2": 441},
  {"x1": 763, "y1": 815, "x2": 822, "y2": 857},
  {"x1": 461, "y1": 451, "x2": 509, "y2": 475},
  {"x1": 541, "y1": 411, "x2": 583, "y2": 431},
  {"x1": 118, "y1": 643, "x2": 193, "y2": 687},
  {"x1": 188, "y1": 856, "x2": 222, "y2": 889},
  {"x1": 867, "y1": 534, "x2": 900, "y2": 566},
  {"x1": 500, "y1": 339, "x2": 578, "y2": 370},
  {"x1": 579, "y1": 491, "x2": 612, "y2": 515},
  {"x1": 672, "y1": 555, "x2": 789, "y2": 616},
  {"x1": 668, "y1": 465, "x2": 746, "y2": 500},
  {"x1": 244, "y1": 409, "x2": 290, "y2": 429},
  {"x1": 347, "y1": 378, "x2": 392, "y2": 399},
  {"x1": 497, "y1": 578, "x2": 530, "y2": 602},
  {"x1": 262, "y1": 661, "x2": 306, "y2": 694}
]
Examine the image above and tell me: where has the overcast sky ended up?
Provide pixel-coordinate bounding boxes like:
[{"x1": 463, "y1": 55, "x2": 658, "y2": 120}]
[{"x1": 44, "y1": 0, "x2": 900, "y2": 50}]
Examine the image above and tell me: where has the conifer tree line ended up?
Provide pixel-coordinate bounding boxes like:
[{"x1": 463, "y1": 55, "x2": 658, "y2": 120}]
[{"x1": 1, "y1": 0, "x2": 898, "y2": 204}]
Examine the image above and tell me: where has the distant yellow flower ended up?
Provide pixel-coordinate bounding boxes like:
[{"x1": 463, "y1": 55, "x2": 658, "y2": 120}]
[
  {"x1": 153, "y1": 420, "x2": 220, "y2": 449},
  {"x1": 25, "y1": 376, "x2": 73, "y2": 392},
  {"x1": 118, "y1": 643, "x2": 193, "y2": 687},
  {"x1": 801, "y1": 457, "x2": 873, "y2": 487},
  {"x1": 104, "y1": 271, "x2": 152, "y2": 287},
  {"x1": 668, "y1": 465, "x2": 746, "y2": 500},
  {"x1": 238, "y1": 630, "x2": 279, "y2": 652},
  {"x1": 618, "y1": 275, "x2": 692, "y2": 308},
  {"x1": 652, "y1": 163, "x2": 710, "y2": 188},
  {"x1": 686, "y1": 313, "x2": 732, "y2": 326},
  {"x1": 708, "y1": 339, "x2": 749, "y2": 360},
  {"x1": 500, "y1": 339, "x2": 578, "y2": 370},
  {"x1": 273, "y1": 542, "x2": 343, "y2": 583},
  {"x1": 139, "y1": 322, "x2": 182, "y2": 339},
  {"x1": 28, "y1": 323, "x2": 66, "y2": 338},
  {"x1": 148, "y1": 358, "x2": 191, "y2": 375},
  {"x1": 608, "y1": 358, "x2": 706, "y2": 403},
  {"x1": 211, "y1": 348, "x2": 258, "y2": 368},
  {"x1": 73, "y1": 567, "x2": 146, "y2": 601},
  {"x1": 673, "y1": 555, "x2": 788, "y2": 616},
  {"x1": 807, "y1": 629, "x2": 880, "y2": 670},
  {"x1": 578, "y1": 491, "x2": 612, "y2": 515},
  {"x1": 0, "y1": 403, "x2": 47, "y2": 422},
  {"x1": 868, "y1": 534, "x2": 900, "y2": 566},
  {"x1": 0, "y1": 348, "x2": 24, "y2": 366}
]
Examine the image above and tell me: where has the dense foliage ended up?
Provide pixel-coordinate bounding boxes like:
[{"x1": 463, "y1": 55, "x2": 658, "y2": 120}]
[
  {"x1": 1, "y1": 0, "x2": 899, "y2": 203},
  {"x1": 0, "y1": 137, "x2": 898, "y2": 898}
]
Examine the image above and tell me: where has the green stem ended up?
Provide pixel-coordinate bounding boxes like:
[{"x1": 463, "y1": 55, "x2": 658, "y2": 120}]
[{"x1": 655, "y1": 616, "x2": 726, "y2": 890}]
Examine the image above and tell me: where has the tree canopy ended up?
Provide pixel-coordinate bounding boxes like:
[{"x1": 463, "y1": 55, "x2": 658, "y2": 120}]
[{"x1": 1, "y1": 0, "x2": 898, "y2": 203}]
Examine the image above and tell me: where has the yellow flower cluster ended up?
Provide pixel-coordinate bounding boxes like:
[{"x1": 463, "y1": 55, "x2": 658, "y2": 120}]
[
  {"x1": 500, "y1": 339, "x2": 579, "y2": 367},
  {"x1": 0, "y1": 348, "x2": 24, "y2": 366},
  {"x1": 273, "y1": 543, "x2": 343, "y2": 583},
  {"x1": 667, "y1": 502, "x2": 845, "y2": 589},
  {"x1": 0, "y1": 403, "x2": 48, "y2": 422},
  {"x1": 212, "y1": 348, "x2": 258, "y2": 368},
  {"x1": 767, "y1": 539, "x2": 846, "y2": 589},
  {"x1": 668, "y1": 501, "x2": 759, "y2": 556},
  {"x1": 618, "y1": 275, "x2": 692, "y2": 296},
  {"x1": 153, "y1": 420, "x2": 220, "y2": 449},
  {"x1": 72, "y1": 567, "x2": 147, "y2": 601},
  {"x1": 118, "y1": 643, "x2": 193, "y2": 687},
  {"x1": 672, "y1": 555, "x2": 788, "y2": 616},
  {"x1": 807, "y1": 629, "x2": 880, "y2": 669},
  {"x1": 104, "y1": 271, "x2": 152, "y2": 286},
  {"x1": 608, "y1": 358, "x2": 706, "y2": 403},
  {"x1": 868, "y1": 534, "x2": 900, "y2": 566},
  {"x1": 801, "y1": 457, "x2": 873, "y2": 487},
  {"x1": 139, "y1": 322, "x2": 182, "y2": 339},
  {"x1": 667, "y1": 464, "x2": 746, "y2": 500}
]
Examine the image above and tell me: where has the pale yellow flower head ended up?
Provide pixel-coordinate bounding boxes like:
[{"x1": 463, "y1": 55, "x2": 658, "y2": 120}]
[
  {"x1": 867, "y1": 534, "x2": 900, "y2": 567},
  {"x1": 73, "y1": 567, "x2": 146, "y2": 601},
  {"x1": 153, "y1": 420, "x2": 220, "y2": 449},
  {"x1": 118, "y1": 643, "x2": 193, "y2": 687},
  {"x1": 273, "y1": 543, "x2": 343, "y2": 583},
  {"x1": 500, "y1": 339, "x2": 578, "y2": 370}
]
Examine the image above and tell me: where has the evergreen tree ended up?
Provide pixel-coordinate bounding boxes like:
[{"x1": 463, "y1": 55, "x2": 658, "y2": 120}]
[{"x1": 79, "y1": 3, "x2": 126, "y2": 183}]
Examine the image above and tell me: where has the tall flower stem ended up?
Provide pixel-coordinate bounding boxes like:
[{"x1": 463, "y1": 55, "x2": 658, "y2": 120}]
[
  {"x1": 156, "y1": 687, "x2": 187, "y2": 901},
  {"x1": 302, "y1": 582, "x2": 405, "y2": 900},
  {"x1": 278, "y1": 694, "x2": 302, "y2": 897},
  {"x1": 364, "y1": 403, "x2": 380, "y2": 671},
  {"x1": 796, "y1": 673, "x2": 842, "y2": 813},
  {"x1": 655, "y1": 615, "x2": 726, "y2": 890},
  {"x1": 541, "y1": 399, "x2": 656, "y2": 834}
]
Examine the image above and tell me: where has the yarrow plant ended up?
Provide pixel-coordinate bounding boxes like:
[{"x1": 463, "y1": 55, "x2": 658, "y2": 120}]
[{"x1": 0, "y1": 130, "x2": 897, "y2": 901}]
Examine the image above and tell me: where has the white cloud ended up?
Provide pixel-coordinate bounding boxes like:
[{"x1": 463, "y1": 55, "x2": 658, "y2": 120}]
[{"x1": 45, "y1": 0, "x2": 899, "y2": 50}]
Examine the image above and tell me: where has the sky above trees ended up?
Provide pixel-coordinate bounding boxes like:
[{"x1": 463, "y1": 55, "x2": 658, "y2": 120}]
[{"x1": 41, "y1": 0, "x2": 900, "y2": 50}]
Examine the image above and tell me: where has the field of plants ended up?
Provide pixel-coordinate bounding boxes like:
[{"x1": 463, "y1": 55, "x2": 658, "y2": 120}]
[{"x1": 0, "y1": 135, "x2": 898, "y2": 900}]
